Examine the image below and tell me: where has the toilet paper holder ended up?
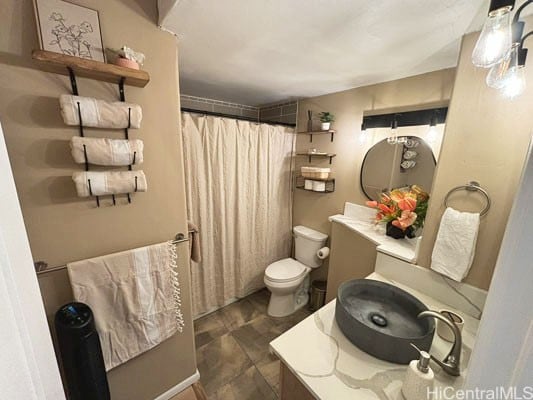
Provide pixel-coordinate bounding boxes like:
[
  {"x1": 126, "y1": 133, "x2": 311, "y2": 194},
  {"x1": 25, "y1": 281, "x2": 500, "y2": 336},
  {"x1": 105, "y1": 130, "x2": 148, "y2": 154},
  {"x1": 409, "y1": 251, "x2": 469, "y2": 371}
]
[{"x1": 317, "y1": 247, "x2": 330, "y2": 260}]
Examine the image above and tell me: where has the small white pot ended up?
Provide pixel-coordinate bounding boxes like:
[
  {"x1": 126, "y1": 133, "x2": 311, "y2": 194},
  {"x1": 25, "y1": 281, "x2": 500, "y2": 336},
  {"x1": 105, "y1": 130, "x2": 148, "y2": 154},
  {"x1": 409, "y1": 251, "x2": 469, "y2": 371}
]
[{"x1": 321, "y1": 122, "x2": 331, "y2": 130}]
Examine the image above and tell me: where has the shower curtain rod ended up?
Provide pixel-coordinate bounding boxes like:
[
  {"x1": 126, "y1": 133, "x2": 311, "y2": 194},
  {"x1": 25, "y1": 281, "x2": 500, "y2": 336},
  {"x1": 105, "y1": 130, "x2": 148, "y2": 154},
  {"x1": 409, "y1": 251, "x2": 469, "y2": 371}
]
[{"x1": 181, "y1": 107, "x2": 297, "y2": 128}]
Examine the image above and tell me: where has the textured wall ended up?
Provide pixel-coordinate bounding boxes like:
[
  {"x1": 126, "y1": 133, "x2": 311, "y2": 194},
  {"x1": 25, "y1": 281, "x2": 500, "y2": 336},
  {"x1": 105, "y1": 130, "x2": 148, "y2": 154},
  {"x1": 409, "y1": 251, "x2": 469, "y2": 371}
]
[{"x1": 0, "y1": 0, "x2": 196, "y2": 398}]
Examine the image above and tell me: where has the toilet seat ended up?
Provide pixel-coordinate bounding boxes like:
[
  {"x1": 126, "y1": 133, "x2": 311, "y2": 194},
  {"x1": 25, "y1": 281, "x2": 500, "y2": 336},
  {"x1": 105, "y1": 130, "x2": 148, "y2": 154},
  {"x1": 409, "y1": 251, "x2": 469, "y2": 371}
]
[{"x1": 265, "y1": 258, "x2": 308, "y2": 283}]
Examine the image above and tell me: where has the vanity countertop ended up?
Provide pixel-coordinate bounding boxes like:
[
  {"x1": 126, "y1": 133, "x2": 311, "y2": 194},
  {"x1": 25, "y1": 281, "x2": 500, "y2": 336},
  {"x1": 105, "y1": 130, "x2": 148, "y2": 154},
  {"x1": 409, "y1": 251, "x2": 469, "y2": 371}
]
[
  {"x1": 270, "y1": 272, "x2": 480, "y2": 400},
  {"x1": 329, "y1": 202, "x2": 420, "y2": 263}
]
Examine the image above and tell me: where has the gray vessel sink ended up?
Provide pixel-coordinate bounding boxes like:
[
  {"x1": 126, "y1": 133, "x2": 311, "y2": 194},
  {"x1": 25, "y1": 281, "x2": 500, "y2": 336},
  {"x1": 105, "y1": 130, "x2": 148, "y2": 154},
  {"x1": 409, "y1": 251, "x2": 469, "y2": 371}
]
[{"x1": 335, "y1": 279, "x2": 435, "y2": 364}]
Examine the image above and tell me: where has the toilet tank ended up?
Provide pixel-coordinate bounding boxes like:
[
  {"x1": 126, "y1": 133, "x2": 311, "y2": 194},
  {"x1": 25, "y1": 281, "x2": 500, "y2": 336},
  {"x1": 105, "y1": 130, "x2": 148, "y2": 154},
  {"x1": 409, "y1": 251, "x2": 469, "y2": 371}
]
[{"x1": 293, "y1": 225, "x2": 328, "y2": 268}]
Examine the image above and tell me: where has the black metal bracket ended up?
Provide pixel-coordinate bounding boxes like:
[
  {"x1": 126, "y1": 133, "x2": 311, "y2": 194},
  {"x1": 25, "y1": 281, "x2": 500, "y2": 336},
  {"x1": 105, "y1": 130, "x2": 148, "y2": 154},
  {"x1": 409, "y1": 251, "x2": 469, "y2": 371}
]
[
  {"x1": 129, "y1": 151, "x2": 136, "y2": 171},
  {"x1": 124, "y1": 107, "x2": 131, "y2": 140},
  {"x1": 76, "y1": 102, "x2": 84, "y2": 137},
  {"x1": 119, "y1": 77, "x2": 126, "y2": 101},
  {"x1": 118, "y1": 77, "x2": 135, "y2": 204},
  {"x1": 512, "y1": 0, "x2": 532, "y2": 23},
  {"x1": 87, "y1": 179, "x2": 100, "y2": 207},
  {"x1": 82, "y1": 144, "x2": 89, "y2": 171},
  {"x1": 67, "y1": 67, "x2": 78, "y2": 95}
]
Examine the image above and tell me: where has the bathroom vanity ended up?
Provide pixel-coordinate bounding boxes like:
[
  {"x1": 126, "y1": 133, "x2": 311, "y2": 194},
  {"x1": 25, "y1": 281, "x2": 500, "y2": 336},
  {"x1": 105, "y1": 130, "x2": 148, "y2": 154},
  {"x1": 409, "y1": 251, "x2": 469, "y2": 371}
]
[
  {"x1": 325, "y1": 202, "x2": 420, "y2": 301},
  {"x1": 270, "y1": 264, "x2": 481, "y2": 400}
]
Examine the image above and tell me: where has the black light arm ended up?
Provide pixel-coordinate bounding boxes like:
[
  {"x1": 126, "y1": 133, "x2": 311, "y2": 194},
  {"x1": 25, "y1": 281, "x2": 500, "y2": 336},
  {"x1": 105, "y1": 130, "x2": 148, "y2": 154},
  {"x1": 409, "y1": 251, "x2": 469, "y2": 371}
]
[
  {"x1": 513, "y1": 0, "x2": 533, "y2": 22},
  {"x1": 519, "y1": 31, "x2": 533, "y2": 66}
]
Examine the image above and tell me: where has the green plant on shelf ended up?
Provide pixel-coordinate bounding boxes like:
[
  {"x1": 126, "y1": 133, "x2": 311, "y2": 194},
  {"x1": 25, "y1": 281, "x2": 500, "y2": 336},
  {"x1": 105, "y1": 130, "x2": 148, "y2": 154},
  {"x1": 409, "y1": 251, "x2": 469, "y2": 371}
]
[{"x1": 319, "y1": 112, "x2": 335, "y2": 123}]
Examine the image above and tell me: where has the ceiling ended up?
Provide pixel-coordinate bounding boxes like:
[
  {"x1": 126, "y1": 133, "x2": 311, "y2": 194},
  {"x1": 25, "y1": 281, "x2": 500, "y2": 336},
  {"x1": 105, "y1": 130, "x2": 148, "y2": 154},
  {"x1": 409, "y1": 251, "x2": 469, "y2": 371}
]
[{"x1": 160, "y1": 0, "x2": 490, "y2": 106}]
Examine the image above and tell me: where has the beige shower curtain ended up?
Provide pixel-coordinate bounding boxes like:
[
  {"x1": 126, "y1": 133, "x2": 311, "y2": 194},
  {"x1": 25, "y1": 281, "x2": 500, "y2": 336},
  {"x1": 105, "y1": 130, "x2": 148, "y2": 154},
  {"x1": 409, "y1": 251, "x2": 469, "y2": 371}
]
[{"x1": 182, "y1": 112, "x2": 295, "y2": 316}]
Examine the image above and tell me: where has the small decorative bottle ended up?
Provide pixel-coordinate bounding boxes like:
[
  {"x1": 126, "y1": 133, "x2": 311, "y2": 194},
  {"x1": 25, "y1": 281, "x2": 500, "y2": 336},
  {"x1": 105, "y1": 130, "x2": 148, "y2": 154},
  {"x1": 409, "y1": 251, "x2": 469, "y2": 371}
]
[{"x1": 401, "y1": 348, "x2": 434, "y2": 400}]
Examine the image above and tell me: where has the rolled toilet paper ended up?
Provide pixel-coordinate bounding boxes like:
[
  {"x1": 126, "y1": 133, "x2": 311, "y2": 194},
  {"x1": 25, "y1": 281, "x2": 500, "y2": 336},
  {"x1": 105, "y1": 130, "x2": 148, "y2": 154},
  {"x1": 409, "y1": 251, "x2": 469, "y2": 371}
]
[{"x1": 317, "y1": 247, "x2": 330, "y2": 260}]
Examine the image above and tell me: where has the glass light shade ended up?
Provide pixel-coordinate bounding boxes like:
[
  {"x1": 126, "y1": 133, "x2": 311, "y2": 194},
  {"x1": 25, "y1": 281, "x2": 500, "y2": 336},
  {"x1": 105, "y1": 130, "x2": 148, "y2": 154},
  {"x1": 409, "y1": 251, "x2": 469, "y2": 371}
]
[
  {"x1": 472, "y1": 7, "x2": 512, "y2": 68},
  {"x1": 426, "y1": 125, "x2": 439, "y2": 144},
  {"x1": 387, "y1": 129, "x2": 398, "y2": 145},
  {"x1": 359, "y1": 129, "x2": 368, "y2": 144},
  {"x1": 486, "y1": 46, "x2": 513, "y2": 88},
  {"x1": 501, "y1": 65, "x2": 526, "y2": 99}
]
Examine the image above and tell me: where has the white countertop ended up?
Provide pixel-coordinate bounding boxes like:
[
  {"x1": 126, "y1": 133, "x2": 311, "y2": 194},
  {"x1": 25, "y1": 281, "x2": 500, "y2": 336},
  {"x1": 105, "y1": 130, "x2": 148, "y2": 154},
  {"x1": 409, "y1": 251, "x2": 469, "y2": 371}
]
[
  {"x1": 328, "y1": 202, "x2": 420, "y2": 263},
  {"x1": 270, "y1": 273, "x2": 480, "y2": 400}
]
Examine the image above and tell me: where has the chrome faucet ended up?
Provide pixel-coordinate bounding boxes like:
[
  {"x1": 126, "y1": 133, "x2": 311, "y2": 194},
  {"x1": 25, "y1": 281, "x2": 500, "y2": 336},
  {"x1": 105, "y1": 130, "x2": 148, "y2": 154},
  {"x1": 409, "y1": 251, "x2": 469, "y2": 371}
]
[{"x1": 418, "y1": 310, "x2": 462, "y2": 376}]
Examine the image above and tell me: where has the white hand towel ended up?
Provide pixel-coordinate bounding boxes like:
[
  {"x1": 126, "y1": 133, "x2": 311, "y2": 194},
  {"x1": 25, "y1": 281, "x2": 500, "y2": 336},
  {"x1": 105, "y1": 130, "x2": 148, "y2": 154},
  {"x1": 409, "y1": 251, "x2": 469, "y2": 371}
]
[
  {"x1": 67, "y1": 241, "x2": 185, "y2": 370},
  {"x1": 72, "y1": 170, "x2": 147, "y2": 197},
  {"x1": 431, "y1": 207, "x2": 480, "y2": 282},
  {"x1": 59, "y1": 94, "x2": 142, "y2": 129},
  {"x1": 70, "y1": 137, "x2": 144, "y2": 166}
]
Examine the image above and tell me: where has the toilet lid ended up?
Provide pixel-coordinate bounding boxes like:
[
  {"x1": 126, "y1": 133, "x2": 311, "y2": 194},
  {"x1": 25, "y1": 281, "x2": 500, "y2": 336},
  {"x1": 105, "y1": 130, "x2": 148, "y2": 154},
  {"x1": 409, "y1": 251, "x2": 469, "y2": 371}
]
[{"x1": 265, "y1": 258, "x2": 308, "y2": 283}]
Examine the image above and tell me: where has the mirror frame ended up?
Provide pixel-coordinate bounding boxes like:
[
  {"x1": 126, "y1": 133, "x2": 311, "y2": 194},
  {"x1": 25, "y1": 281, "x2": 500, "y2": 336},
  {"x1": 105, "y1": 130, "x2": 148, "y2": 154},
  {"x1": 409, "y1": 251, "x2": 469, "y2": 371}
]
[{"x1": 360, "y1": 135, "x2": 437, "y2": 201}]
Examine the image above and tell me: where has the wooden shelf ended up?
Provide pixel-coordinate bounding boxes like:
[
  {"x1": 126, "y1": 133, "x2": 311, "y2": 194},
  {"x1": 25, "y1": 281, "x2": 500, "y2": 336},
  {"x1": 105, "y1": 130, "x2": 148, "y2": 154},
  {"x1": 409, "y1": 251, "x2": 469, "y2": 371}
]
[
  {"x1": 297, "y1": 129, "x2": 335, "y2": 142},
  {"x1": 32, "y1": 50, "x2": 150, "y2": 88},
  {"x1": 295, "y1": 176, "x2": 335, "y2": 193},
  {"x1": 296, "y1": 153, "x2": 336, "y2": 164}
]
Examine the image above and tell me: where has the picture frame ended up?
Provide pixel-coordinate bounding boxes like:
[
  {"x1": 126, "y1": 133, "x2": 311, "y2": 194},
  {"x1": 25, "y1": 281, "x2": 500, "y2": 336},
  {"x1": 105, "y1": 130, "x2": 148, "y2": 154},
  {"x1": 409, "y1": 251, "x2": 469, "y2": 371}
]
[{"x1": 33, "y1": 0, "x2": 105, "y2": 62}]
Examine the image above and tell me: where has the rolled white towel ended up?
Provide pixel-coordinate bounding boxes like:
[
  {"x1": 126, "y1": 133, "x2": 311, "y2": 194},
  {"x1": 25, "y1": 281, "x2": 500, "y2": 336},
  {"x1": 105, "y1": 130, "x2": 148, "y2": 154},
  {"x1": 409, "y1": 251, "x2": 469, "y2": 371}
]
[
  {"x1": 72, "y1": 170, "x2": 147, "y2": 197},
  {"x1": 60, "y1": 95, "x2": 142, "y2": 129},
  {"x1": 70, "y1": 137, "x2": 143, "y2": 166}
]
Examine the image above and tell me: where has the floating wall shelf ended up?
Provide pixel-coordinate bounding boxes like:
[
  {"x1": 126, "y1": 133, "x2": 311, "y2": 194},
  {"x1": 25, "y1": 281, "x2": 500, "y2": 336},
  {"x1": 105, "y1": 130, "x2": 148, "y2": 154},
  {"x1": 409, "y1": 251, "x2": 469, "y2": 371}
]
[
  {"x1": 297, "y1": 130, "x2": 335, "y2": 142},
  {"x1": 32, "y1": 50, "x2": 150, "y2": 88},
  {"x1": 295, "y1": 175, "x2": 335, "y2": 193},
  {"x1": 296, "y1": 152, "x2": 336, "y2": 164}
]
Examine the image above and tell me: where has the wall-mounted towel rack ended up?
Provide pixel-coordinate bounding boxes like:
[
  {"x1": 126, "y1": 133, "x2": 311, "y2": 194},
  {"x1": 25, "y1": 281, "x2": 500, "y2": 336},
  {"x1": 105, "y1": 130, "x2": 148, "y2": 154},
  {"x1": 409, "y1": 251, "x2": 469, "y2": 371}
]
[
  {"x1": 34, "y1": 233, "x2": 191, "y2": 275},
  {"x1": 444, "y1": 181, "x2": 491, "y2": 216}
]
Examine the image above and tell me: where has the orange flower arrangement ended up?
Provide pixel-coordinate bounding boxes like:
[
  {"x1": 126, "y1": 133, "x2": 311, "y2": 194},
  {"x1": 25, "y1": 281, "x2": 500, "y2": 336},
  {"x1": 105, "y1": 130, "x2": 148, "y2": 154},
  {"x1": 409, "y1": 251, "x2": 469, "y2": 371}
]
[{"x1": 366, "y1": 186, "x2": 429, "y2": 238}]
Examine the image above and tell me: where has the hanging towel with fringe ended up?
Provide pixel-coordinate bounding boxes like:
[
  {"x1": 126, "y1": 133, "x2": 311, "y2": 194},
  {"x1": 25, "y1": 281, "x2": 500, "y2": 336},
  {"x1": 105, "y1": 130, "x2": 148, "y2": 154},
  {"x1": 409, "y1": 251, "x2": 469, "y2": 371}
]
[{"x1": 67, "y1": 241, "x2": 185, "y2": 370}]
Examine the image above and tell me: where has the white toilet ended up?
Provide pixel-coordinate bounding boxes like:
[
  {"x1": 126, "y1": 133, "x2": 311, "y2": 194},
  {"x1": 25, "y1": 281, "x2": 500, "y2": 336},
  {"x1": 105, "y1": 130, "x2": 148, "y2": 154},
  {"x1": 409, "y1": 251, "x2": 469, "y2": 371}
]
[{"x1": 264, "y1": 225, "x2": 328, "y2": 317}]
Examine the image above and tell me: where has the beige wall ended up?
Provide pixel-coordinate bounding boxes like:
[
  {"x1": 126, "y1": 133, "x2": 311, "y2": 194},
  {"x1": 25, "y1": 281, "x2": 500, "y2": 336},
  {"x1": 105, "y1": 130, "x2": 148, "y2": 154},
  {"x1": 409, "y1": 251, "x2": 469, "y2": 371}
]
[
  {"x1": 418, "y1": 28, "x2": 533, "y2": 290},
  {"x1": 295, "y1": 69, "x2": 455, "y2": 281},
  {"x1": 0, "y1": 1, "x2": 196, "y2": 399}
]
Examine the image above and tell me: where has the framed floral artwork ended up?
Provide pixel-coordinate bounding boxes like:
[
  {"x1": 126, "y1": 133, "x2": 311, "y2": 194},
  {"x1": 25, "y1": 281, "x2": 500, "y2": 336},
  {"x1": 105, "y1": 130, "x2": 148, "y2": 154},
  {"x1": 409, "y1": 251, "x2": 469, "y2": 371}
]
[{"x1": 33, "y1": 0, "x2": 105, "y2": 62}]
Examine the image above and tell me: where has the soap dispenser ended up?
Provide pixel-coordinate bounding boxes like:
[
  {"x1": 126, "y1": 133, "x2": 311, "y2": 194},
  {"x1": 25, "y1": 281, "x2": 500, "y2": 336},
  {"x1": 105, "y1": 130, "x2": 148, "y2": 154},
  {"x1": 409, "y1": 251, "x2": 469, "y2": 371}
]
[{"x1": 402, "y1": 345, "x2": 434, "y2": 400}]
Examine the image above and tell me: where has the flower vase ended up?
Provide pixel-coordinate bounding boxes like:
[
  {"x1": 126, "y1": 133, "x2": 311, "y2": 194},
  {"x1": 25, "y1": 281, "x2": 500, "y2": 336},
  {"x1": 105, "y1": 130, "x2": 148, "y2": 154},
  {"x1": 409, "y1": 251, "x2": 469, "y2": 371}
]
[{"x1": 386, "y1": 221, "x2": 415, "y2": 239}]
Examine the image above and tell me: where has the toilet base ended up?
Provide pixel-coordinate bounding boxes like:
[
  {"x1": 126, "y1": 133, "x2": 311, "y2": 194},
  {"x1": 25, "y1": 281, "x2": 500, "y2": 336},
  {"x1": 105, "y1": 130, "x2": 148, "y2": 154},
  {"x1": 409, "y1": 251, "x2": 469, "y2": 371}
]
[{"x1": 266, "y1": 276, "x2": 310, "y2": 318}]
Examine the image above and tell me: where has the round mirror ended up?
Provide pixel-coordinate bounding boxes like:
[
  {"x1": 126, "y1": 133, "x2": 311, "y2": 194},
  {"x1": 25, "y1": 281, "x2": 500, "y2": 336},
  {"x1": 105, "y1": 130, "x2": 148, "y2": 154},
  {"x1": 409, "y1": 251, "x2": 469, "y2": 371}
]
[{"x1": 361, "y1": 136, "x2": 436, "y2": 200}]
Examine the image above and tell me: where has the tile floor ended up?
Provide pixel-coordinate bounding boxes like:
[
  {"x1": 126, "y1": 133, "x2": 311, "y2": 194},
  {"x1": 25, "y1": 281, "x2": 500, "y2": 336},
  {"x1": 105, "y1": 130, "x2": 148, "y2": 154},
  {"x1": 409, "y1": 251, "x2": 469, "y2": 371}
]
[{"x1": 194, "y1": 289, "x2": 312, "y2": 400}]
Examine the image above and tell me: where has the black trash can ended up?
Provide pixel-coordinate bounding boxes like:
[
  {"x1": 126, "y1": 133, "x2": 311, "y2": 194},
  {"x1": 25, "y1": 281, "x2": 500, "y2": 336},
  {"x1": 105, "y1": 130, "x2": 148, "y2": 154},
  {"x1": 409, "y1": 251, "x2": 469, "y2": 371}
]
[
  {"x1": 309, "y1": 280, "x2": 327, "y2": 311},
  {"x1": 55, "y1": 302, "x2": 110, "y2": 400}
]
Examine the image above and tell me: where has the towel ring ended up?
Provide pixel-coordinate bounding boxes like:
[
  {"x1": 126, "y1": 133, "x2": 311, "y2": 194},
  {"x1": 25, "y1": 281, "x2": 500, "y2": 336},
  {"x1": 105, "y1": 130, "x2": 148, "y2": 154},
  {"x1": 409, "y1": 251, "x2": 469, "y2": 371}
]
[{"x1": 444, "y1": 181, "x2": 491, "y2": 216}]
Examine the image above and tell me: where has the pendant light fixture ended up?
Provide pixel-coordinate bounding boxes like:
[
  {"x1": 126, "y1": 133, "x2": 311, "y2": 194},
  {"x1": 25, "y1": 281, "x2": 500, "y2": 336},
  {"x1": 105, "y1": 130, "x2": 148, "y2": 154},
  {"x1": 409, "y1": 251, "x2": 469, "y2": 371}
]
[
  {"x1": 472, "y1": 0, "x2": 514, "y2": 67},
  {"x1": 502, "y1": 44, "x2": 527, "y2": 98},
  {"x1": 473, "y1": 0, "x2": 532, "y2": 98}
]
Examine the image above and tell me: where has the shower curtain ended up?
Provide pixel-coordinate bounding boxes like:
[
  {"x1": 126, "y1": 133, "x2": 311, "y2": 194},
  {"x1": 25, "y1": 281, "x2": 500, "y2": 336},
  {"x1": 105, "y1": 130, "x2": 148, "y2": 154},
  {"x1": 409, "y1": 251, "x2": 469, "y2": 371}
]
[{"x1": 181, "y1": 112, "x2": 295, "y2": 316}]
